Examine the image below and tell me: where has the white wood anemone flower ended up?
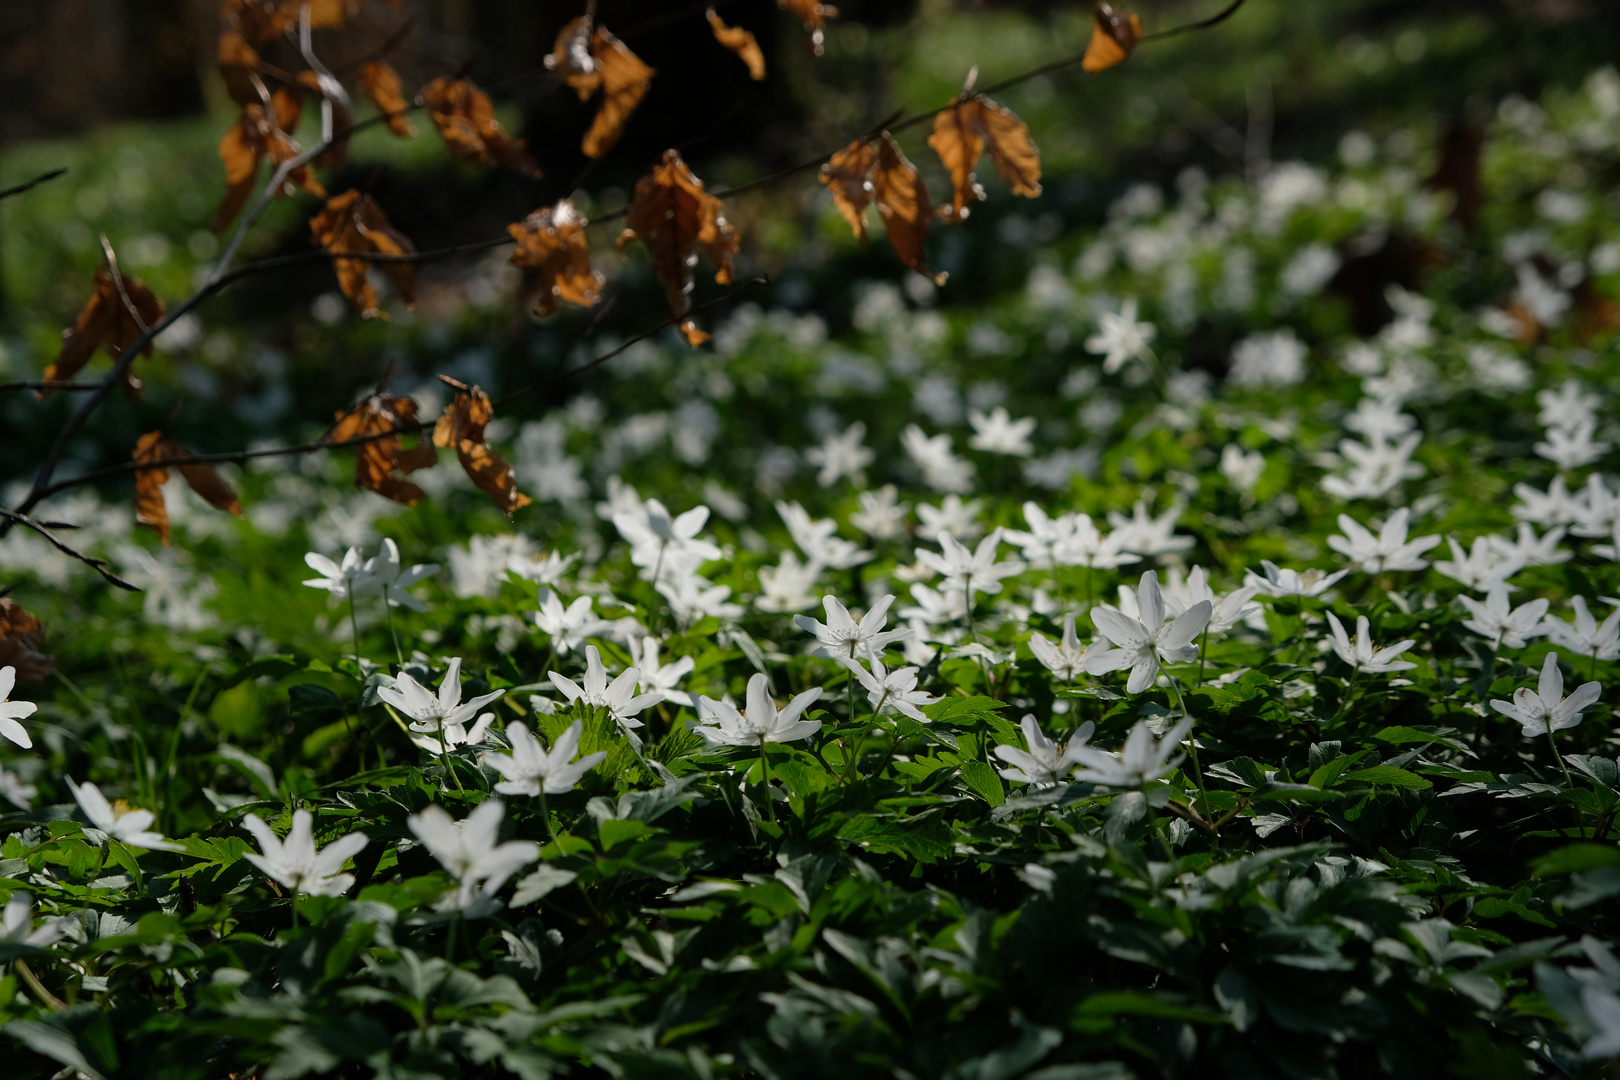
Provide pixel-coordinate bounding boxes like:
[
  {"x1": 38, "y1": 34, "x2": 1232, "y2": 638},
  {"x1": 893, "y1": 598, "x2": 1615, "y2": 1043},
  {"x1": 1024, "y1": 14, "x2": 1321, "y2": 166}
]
[
  {"x1": 407, "y1": 800, "x2": 539, "y2": 917},
  {"x1": 995, "y1": 715, "x2": 1097, "y2": 786},
  {"x1": 695, "y1": 673, "x2": 822, "y2": 747},
  {"x1": 377, "y1": 657, "x2": 504, "y2": 737},
  {"x1": 483, "y1": 720, "x2": 606, "y2": 797},
  {"x1": 1069, "y1": 716, "x2": 1194, "y2": 789},
  {"x1": 836, "y1": 655, "x2": 939, "y2": 722},
  {"x1": 66, "y1": 777, "x2": 183, "y2": 852},
  {"x1": 794, "y1": 593, "x2": 910, "y2": 660},
  {"x1": 242, "y1": 809, "x2": 368, "y2": 897},
  {"x1": 1087, "y1": 571, "x2": 1212, "y2": 694},
  {"x1": 0, "y1": 665, "x2": 38, "y2": 749},
  {"x1": 1490, "y1": 651, "x2": 1601, "y2": 738},
  {"x1": 0, "y1": 892, "x2": 68, "y2": 949},
  {"x1": 548, "y1": 645, "x2": 663, "y2": 729},
  {"x1": 1325, "y1": 612, "x2": 1417, "y2": 675}
]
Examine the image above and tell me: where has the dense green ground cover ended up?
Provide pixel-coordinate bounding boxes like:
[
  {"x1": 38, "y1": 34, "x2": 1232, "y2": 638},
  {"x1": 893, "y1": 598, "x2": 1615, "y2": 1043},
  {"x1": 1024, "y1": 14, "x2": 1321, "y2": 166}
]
[{"x1": 3, "y1": 6, "x2": 1620, "y2": 1079}]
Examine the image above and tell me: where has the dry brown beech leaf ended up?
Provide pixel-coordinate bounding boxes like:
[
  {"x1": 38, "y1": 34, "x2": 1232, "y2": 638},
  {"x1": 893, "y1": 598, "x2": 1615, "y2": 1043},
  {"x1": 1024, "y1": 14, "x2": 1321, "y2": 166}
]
[
  {"x1": 873, "y1": 133, "x2": 945, "y2": 285},
  {"x1": 310, "y1": 190, "x2": 417, "y2": 319},
  {"x1": 433, "y1": 377, "x2": 533, "y2": 515},
  {"x1": 1082, "y1": 2, "x2": 1143, "y2": 73},
  {"x1": 617, "y1": 149, "x2": 739, "y2": 347},
  {"x1": 778, "y1": 0, "x2": 838, "y2": 56},
  {"x1": 708, "y1": 8, "x2": 766, "y2": 80},
  {"x1": 421, "y1": 76, "x2": 542, "y2": 177},
  {"x1": 0, "y1": 598, "x2": 57, "y2": 684},
  {"x1": 330, "y1": 392, "x2": 436, "y2": 505},
  {"x1": 508, "y1": 198, "x2": 604, "y2": 316},
  {"x1": 361, "y1": 61, "x2": 416, "y2": 137},
  {"x1": 213, "y1": 87, "x2": 323, "y2": 233},
  {"x1": 132, "y1": 432, "x2": 244, "y2": 545},
  {"x1": 41, "y1": 268, "x2": 166, "y2": 401},
  {"x1": 928, "y1": 92, "x2": 1042, "y2": 222},
  {"x1": 547, "y1": 16, "x2": 601, "y2": 99},
  {"x1": 582, "y1": 26, "x2": 655, "y2": 159},
  {"x1": 819, "y1": 139, "x2": 876, "y2": 243}
]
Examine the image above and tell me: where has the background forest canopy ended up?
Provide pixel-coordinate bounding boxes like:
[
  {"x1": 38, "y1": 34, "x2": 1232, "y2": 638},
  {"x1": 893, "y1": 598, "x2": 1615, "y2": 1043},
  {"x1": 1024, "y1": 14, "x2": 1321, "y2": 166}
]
[{"x1": 5, "y1": 1, "x2": 1620, "y2": 1079}]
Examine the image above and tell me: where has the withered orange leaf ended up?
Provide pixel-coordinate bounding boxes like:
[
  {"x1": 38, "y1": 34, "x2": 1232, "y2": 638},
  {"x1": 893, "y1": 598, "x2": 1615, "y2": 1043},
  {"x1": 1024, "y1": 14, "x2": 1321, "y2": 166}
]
[
  {"x1": 132, "y1": 432, "x2": 245, "y2": 545},
  {"x1": 582, "y1": 26, "x2": 655, "y2": 160},
  {"x1": 617, "y1": 149, "x2": 739, "y2": 347},
  {"x1": 508, "y1": 198, "x2": 604, "y2": 316},
  {"x1": 310, "y1": 190, "x2": 417, "y2": 319},
  {"x1": 0, "y1": 598, "x2": 57, "y2": 684},
  {"x1": 217, "y1": 0, "x2": 278, "y2": 106},
  {"x1": 41, "y1": 269, "x2": 166, "y2": 401},
  {"x1": 133, "y1": 431, "x2": 175, "y2": 545},
  {"x1": 433, "y1": 377, "x2": 533, "y2": 515},
  {"x1": 778, "y1": 0, "x2": 838, "y2": 56},
  {"x1": 547, "y1": 16, "x2": 600, "y2": 99},
  {"x1": 708, "y1": 8, "x2": 766, "y2": 80},
  {"x1": 331, "y1": 392, "x2": 436, "y2": 505},
  {"x1": 819, "y1": 139, "x2": 876, "y2": 243},
  {"x1": 1082, "y1": 2, "x2": 1143, "y2": 73},
  {"x1": 213, "y1": 87, "x2": 322, "y2": 233},
  {"x1": 360, "y1": 62, "x2": 416, "y2": 137},
  {"x1": 929, "y1": 92, "x2": 1042, "y2": 222},
  {"x1": 421, "y1": 77, "x2": 542, "y2": 177},
  {"x1": 873, "y1": 133, "x2": 946, "y2": 285}
]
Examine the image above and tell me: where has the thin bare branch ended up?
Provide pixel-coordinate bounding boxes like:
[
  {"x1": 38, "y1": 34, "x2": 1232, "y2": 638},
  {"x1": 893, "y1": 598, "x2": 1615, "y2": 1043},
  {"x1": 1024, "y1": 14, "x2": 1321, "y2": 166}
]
[
  {"x1": 0, "y1": 168, "x2": 67, "y2": 201},
  {"x1": 0, "y1": 509, "x2": 140, "y2": 592},
  {"x1": 0, "y1": 381, "x2": 101, "y2": 394}
]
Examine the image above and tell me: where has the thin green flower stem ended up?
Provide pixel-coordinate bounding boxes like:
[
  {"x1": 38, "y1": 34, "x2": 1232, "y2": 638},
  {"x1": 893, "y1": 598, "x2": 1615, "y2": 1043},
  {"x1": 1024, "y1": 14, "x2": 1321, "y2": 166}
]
[
  {"x1": 1547, "y1": 725, "x2": 1576, "y2": 790},
  {"x1": 382, "y1": 598, "x2": 404, "y2": 667},
  {"x1": 1143, "y1": 787, "x2": 1176, "y2": 863},
  {"x1": 538, "y1": 788, "x2": 559, "y2": 849},
  {"x1": 1330, "y1": 667, "x2": 1362, "y2": 727},
  {"x1": 290, "y1": 896, "x2": 299, "y2": 932},
  {"x1": 758, "y1": 739, "x2": 777, "y2": 824},
  {"x1": 438, "y1": 728, "x2": 465, "y2": 794},
  {"x1": 1591, "y1": 646, "x2": 1599, "y2": 684},
  {"x1": 847, "y1": 641, "x2": 859, "y2": 724},
  {"x1": 444, "y1": 915, "x2": 457, "y2": 962},
  {"x1": 1168, "y1": 678, "x2": 1213, "y2": 828},
  {"x1": 347, "y1": 595, "x2": 364, "y2": 731},
  {"x1": 1193, "y1": 627, "x2": 1210, "y2": 691}
]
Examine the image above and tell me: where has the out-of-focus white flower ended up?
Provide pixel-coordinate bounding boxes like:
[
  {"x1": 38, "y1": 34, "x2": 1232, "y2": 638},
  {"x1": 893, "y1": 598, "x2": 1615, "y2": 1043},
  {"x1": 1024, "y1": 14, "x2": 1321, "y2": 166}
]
[
  {"x1": 915, "y1": 533, "x2": 1025, "y2": 601},
  {"x1": 1028, "y1": 613, "x2": 1095, "y2": 681},
  {"x1": 1280, "y1": 243, "x2": 1341, "y2": 296},
  {"x1": 1538, "y1": 379, "x2": 1602, "y2": 431},
  {"x1": 1327, "y1": 509, "x2": 1440, "y2": 574},
  {"x1": 0, "y1": 893, "x2": 68, "y2": 949},
  {"x1": 1321, "y1": 433, "x2": 1425, "y2": 501},
  {"x1": 408, "y1": 800, "x2": 539, "y2": 916},
  {"x1": 805, "y1": 422, "x2": 875, "y2": 487},
  {"x1": 1536, "y1": 419, "x2": 1609, "y2": 471},
  {"x1": 1107, "y1": 499, "x2": 1195, "y2": 558},
  {"x1": 483, "y1": 721, "x2": 606, "y2": 797},
  {"x1": 506, "y1": 549, "x2": 579, "y2": 589},
  {"x1": 0, "y1": 767, "x2": 36, "y2": 808},
  {"x1": 1458, "y1": 584, "x2": 1549, "y2": 650},
  {"x1": 302, "y1": 547, "x2": 373, "y2": 603},
  {"x1": 1434, "y1": 537, "x2": 1523, "y2": 591},
  {"x1": 1491, "y1": 652, "x2": 1600, "y2": 738},
  {"x1": 901, "y1": 425, "x2": 976, "y2": 493},
  {"x1": 968, "y1": 407, "x2": 1037, "y2": 456},
  {"x1": 899, "y1": 583, "x2": 969, "y2": 627},
  {"x1": 695, "y1": 673, "x2": 822, "y2": 747},
  {"x1": 1228, "y1": 329, "x2": 1307, "y2": 388},
  {"x1": 756, "y1": 552, "x2": 823, "y2": 614},
  {"x1": 1488, "y1": 523, "x2": 1570, "y2": 567},
  {"x1": 66, "y1": 778, "x2": 183, "y2": 851},
  {"x1": 548, "y1": 645, "x2": 662, "y2": 729},
  {"x1": 995, "y1": 715, "x2": 1096, "y2": 787},
  {"x1": 1326, "y1": 612, "x2": 1416, "y2": 674},
  {"x1": 916, "y1": 495, "x2": 984, "y2": 543},
  {"x1": 0, "y1": 666, "x2": 38, "y2": 749},
  {"x1": 377, "y1": 658, "x2": 504, "y2": 740},
  {"x1": 1544, "y1": 596, "x2": 1620, "y2": 661},
  {"x1": 1088, "y1": 571, "x2": 1212, "y2": 694},
  {"x1": 1581, "y1": 985, "x2": 1620, "y2": 1059},
  {"x1": 447, "y1": 534, "x2": 538, "y2": 598},
  {"x1": 1513, "y1": 475, "x2": 1578, "y2": 527},
  {"x1": 363, "y1": 538, "x2": 440, "y2": 611},
  {"x1": 534, "y1": 590, "x2": 614, "y2": 654},
  {"x1": 1085, "y1": 297, "x2": 1156, "y2": 374},
  {"x1": 656, "y1": 574, "x2": 745, "y2": 624},
  {"x1": 628, "y1": 636, "x2": 695, "y2": 706},
  {"x1": 1245, "y1": 561, "x2": 1348, "y2": 599},
  {"x1": 795, "y1": 594, "x2": 910, "y2": 660},
  {"x1": 836, "y1": 655, "x2": 939, "y2": 722},
  {"x1": 1162, "y1": 566, "x2": 1260, "y2": 635},
  {"x1": 1002, "y1": 502, "x2": 1072, "y2": 566},
  {"x1": 1220, "y1": 444, "x2": 1266, "y2": 493},
  {"x1": 777, "y1": 501, "x2": 873, "y2": 570},
  {"x1": 1344, "y1": 398, "x2": 1417, "y2": 443},
  {"x1": 851, "y1": 485, "x2": 910, "y2": 540},
  {"x1": 1069, "y1": 716, "x2": 1192, "y2": 788},
  {"x1": 613, "y1": 497, "x2": 721, "y2": 582},
  {"x1": 242, "y1": 809, "x2": 367, "y2": 897},
  {"x1": 1062, "y1": 513, "x2": 1139, "y2": 570}
]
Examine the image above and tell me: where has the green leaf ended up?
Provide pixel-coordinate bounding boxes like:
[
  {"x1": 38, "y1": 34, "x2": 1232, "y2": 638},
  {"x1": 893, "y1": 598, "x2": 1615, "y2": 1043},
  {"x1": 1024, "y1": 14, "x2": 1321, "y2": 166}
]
[
  {"x1": 1074, "y1": 991, "x2": 1225, "y2": 1023},
  {"x1": 599, "y1": 818, "x2": 653, "y2": 850},
  {"x1": 1534, "y1": 843, "x2": 1620, "y2": 876},
  {"x1": 511, "y1": 865, "x2": 578, "y2": 906},
  {"x1": 958, "y1": 760, "x2": 1005, "y2": 807},
  {"x1": 924, "y1": 695, "x2": 1007, "y2": 725},
  {"x1": 1340, "y1": 766, "x2": 1431, "y2": 790}
]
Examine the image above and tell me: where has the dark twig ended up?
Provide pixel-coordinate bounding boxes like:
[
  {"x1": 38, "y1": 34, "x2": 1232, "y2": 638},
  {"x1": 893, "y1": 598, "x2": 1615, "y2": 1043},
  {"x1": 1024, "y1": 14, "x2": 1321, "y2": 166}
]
[
  {"x1": 0, "y1": 381, "x2": 101, "y2": 394},
  {"x1": 0, "y1": 168, "x2": 67, "y2": 202},
  {"x1": 0, "y1": 509, "x2": 140, "y2": 591}
]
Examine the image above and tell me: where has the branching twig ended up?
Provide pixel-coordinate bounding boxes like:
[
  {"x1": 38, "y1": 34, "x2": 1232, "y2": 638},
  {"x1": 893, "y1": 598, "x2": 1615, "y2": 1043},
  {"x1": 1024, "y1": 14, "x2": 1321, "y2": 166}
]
[
  {"x1": 0, "y1": 509, "x2": 140, "y2": 591},
  {"x1": 0, "y1": 381, "x2": 100, "y2": 393}
]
